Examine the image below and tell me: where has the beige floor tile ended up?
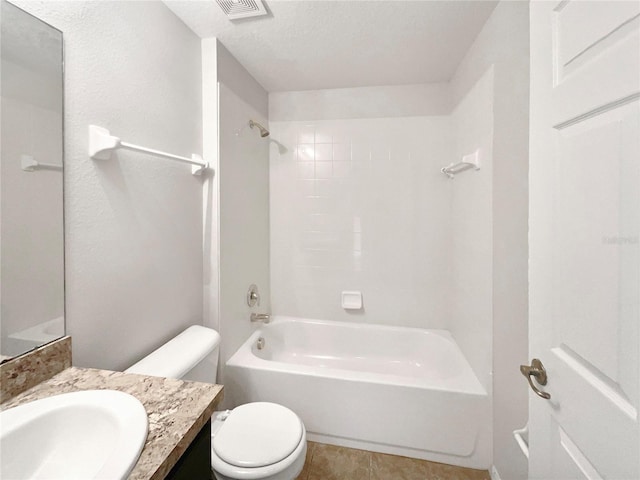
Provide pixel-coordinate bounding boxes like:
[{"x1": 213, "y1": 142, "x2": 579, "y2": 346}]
[
  {"x1": 295, "y1": 441, "x2": 317, "y2": 480},
  {"x1": 371, "y1": 452, "x2": 430, "y2": 480},
  {"x1": 297, "y1": 440, "x2": 489, "y2": 480},
  {"x1": 425, "y1": 461, "x2": 491, "y2": 480},
  {"x1": 307, "y1": 443, "x2": 371, "y2": 480}
]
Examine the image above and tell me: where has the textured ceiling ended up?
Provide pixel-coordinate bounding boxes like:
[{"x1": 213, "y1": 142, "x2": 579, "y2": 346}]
[{"x1": 164, "y1": 0, "x2": 498, "y2": 92}]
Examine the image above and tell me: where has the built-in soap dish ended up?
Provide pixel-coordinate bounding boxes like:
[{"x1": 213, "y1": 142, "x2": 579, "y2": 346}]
[{"x1": 341, "y1": 291, "x2": 363, "y2": 310}]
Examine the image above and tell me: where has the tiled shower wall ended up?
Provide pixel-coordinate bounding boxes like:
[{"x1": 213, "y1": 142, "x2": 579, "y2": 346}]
[{"x1": 269, "y1": 117, "x2": 453, "y2": 328}]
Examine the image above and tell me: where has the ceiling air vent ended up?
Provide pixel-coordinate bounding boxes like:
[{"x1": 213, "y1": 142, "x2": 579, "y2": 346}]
[{"x1": 216, "y1": 0, "x2": 268, "y2": 20}]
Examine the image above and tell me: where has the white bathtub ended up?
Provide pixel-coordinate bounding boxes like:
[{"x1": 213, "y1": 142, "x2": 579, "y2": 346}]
[{"x1": 225, "y1": 316, "x2": 490, "y2": 469}]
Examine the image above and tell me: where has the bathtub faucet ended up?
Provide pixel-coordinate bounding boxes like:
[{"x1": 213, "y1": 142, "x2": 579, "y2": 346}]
[{"x1": 250, "y1": 313, "x2": 271, "y2": 324}]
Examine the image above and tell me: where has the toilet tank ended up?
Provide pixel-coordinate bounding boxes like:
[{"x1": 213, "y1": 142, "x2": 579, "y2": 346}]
[{"x1": 125, "y1": 325, "x2": 220, "y2": 384}]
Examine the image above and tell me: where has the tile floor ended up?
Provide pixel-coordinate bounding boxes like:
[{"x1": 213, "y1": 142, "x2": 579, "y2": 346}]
[{"x1": 296, "y1": 442, "x2": 491, "y2": 480}]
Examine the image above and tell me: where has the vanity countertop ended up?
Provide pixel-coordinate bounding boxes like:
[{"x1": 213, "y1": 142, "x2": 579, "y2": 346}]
[{"x1": 0, "y1": 366, "x2": 224, "y2": 480}]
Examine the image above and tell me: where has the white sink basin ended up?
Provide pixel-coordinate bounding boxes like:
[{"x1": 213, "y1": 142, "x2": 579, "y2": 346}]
[{"x1": 1, "y1": 390, "x2": 148, "y2": 480}]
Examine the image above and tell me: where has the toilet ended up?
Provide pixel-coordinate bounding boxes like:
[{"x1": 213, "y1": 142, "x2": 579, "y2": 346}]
[{"x1": 125, "y1": 325, "x2": 307, "y2": 480}]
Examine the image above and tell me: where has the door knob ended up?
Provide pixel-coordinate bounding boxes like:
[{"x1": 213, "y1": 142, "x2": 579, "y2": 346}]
[{"x1": 520, "y1": 358, "x2": 551, "y2": 399}]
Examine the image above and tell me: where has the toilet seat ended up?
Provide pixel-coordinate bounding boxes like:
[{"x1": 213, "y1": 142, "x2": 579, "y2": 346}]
[
  {"x1": 211, "y1": 402, "x2": 307, "y2": 480},
  {"x1": 213, "y1": 402, "x2": 303, "y2": 468}
]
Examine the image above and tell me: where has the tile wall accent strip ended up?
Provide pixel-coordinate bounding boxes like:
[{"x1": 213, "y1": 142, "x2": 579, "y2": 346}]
[{"x1": 0, "y1": 336, "x2": 71, "y2": 402}]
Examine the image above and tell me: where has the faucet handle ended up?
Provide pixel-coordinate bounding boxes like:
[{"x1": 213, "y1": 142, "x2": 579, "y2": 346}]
[{"x1": 247, "y1": 284, "x2": 261, "y2": 307}]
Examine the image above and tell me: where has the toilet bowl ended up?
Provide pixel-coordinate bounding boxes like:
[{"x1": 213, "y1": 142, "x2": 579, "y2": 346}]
[
  {"x1": 211, "y1": 403, "x2": 307, "y2": 480},
  {"x1": 125, "y1": 326, "x2": 307, "y2": 480}
]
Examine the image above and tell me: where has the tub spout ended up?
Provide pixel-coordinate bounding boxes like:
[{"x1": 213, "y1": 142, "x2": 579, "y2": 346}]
[{"x1": 250, "y1": 313, "x2": 270, "y2": 324}]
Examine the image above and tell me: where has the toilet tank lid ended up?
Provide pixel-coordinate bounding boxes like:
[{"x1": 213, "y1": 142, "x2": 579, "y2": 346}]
[{"x1": 125, "y1": 325, "x2": 220, "y2": 380}]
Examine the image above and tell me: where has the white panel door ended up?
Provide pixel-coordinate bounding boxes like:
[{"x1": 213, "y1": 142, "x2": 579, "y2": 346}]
[{"x1": 529, "y1": 1, "x2": 639, "y2": 479}]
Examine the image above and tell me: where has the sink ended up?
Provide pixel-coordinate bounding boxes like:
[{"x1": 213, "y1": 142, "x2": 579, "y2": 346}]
[{"x1": 1, "y1": 390, "x2": 148, "y2": 480}]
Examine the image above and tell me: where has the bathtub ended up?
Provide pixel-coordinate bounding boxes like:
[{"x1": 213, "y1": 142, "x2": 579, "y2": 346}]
[{"x1": 225, "y1": 316, "x2": 490, "y2": 469}]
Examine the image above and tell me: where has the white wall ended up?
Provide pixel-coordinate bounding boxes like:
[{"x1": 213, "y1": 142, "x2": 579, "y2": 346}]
[
  {"x1": 270, "y1": 83, "x2": 451, "y2": 121},
  {"x1": 269, "y1": 115, "x2": 452, "y2": 328},
  {"x1": 450, "y1": 2, "x2": 530, "y2": 479},
  {"x1": 14, "y1": 0, "x2": 204, "y2": 371},
  {"x1": 217, "y1": 43, "x2": 269, "y2": 119},
  {"x1": 202, "y1": 38, "x2": 220, "y2": 334},
  {"x1": 202, "y1": 40, "x2": 270, "y2": 404},
  {"x1": 449, "y1": 67, "x2": 494, "y2": 393},
  {"x1": 218, "y1": 82, "x2": 270, "y2": 398}
]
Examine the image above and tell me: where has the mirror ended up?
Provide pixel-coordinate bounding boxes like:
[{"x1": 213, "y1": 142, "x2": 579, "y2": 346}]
[{"x1": 1, "y1": 0, "x2": 64, "y2": 361}]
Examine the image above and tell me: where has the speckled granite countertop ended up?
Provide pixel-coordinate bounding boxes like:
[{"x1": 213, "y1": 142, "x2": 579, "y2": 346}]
[{"x1": 0, "y1": 366, "x2": 224, "y2": 480}]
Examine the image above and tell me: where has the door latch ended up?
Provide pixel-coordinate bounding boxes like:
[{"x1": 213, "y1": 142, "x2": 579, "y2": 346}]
[{"x1": 520, "y1": 358, "x2": 551, "y2": 399}]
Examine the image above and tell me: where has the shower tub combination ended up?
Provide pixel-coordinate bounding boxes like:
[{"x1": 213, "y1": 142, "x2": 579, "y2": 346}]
[{"x1": 225, "y1": 316, "x2": 490, "y2": 469}]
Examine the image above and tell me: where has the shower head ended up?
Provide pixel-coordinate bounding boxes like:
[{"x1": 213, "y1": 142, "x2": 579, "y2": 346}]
[{"x1": 249, "y1": 120, "x2": 270, "y2": 138}]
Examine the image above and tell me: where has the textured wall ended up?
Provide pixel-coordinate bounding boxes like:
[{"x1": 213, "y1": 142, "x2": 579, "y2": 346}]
[{"x1": 13, "y1": 1, "x2": 204, "y2": 370}]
